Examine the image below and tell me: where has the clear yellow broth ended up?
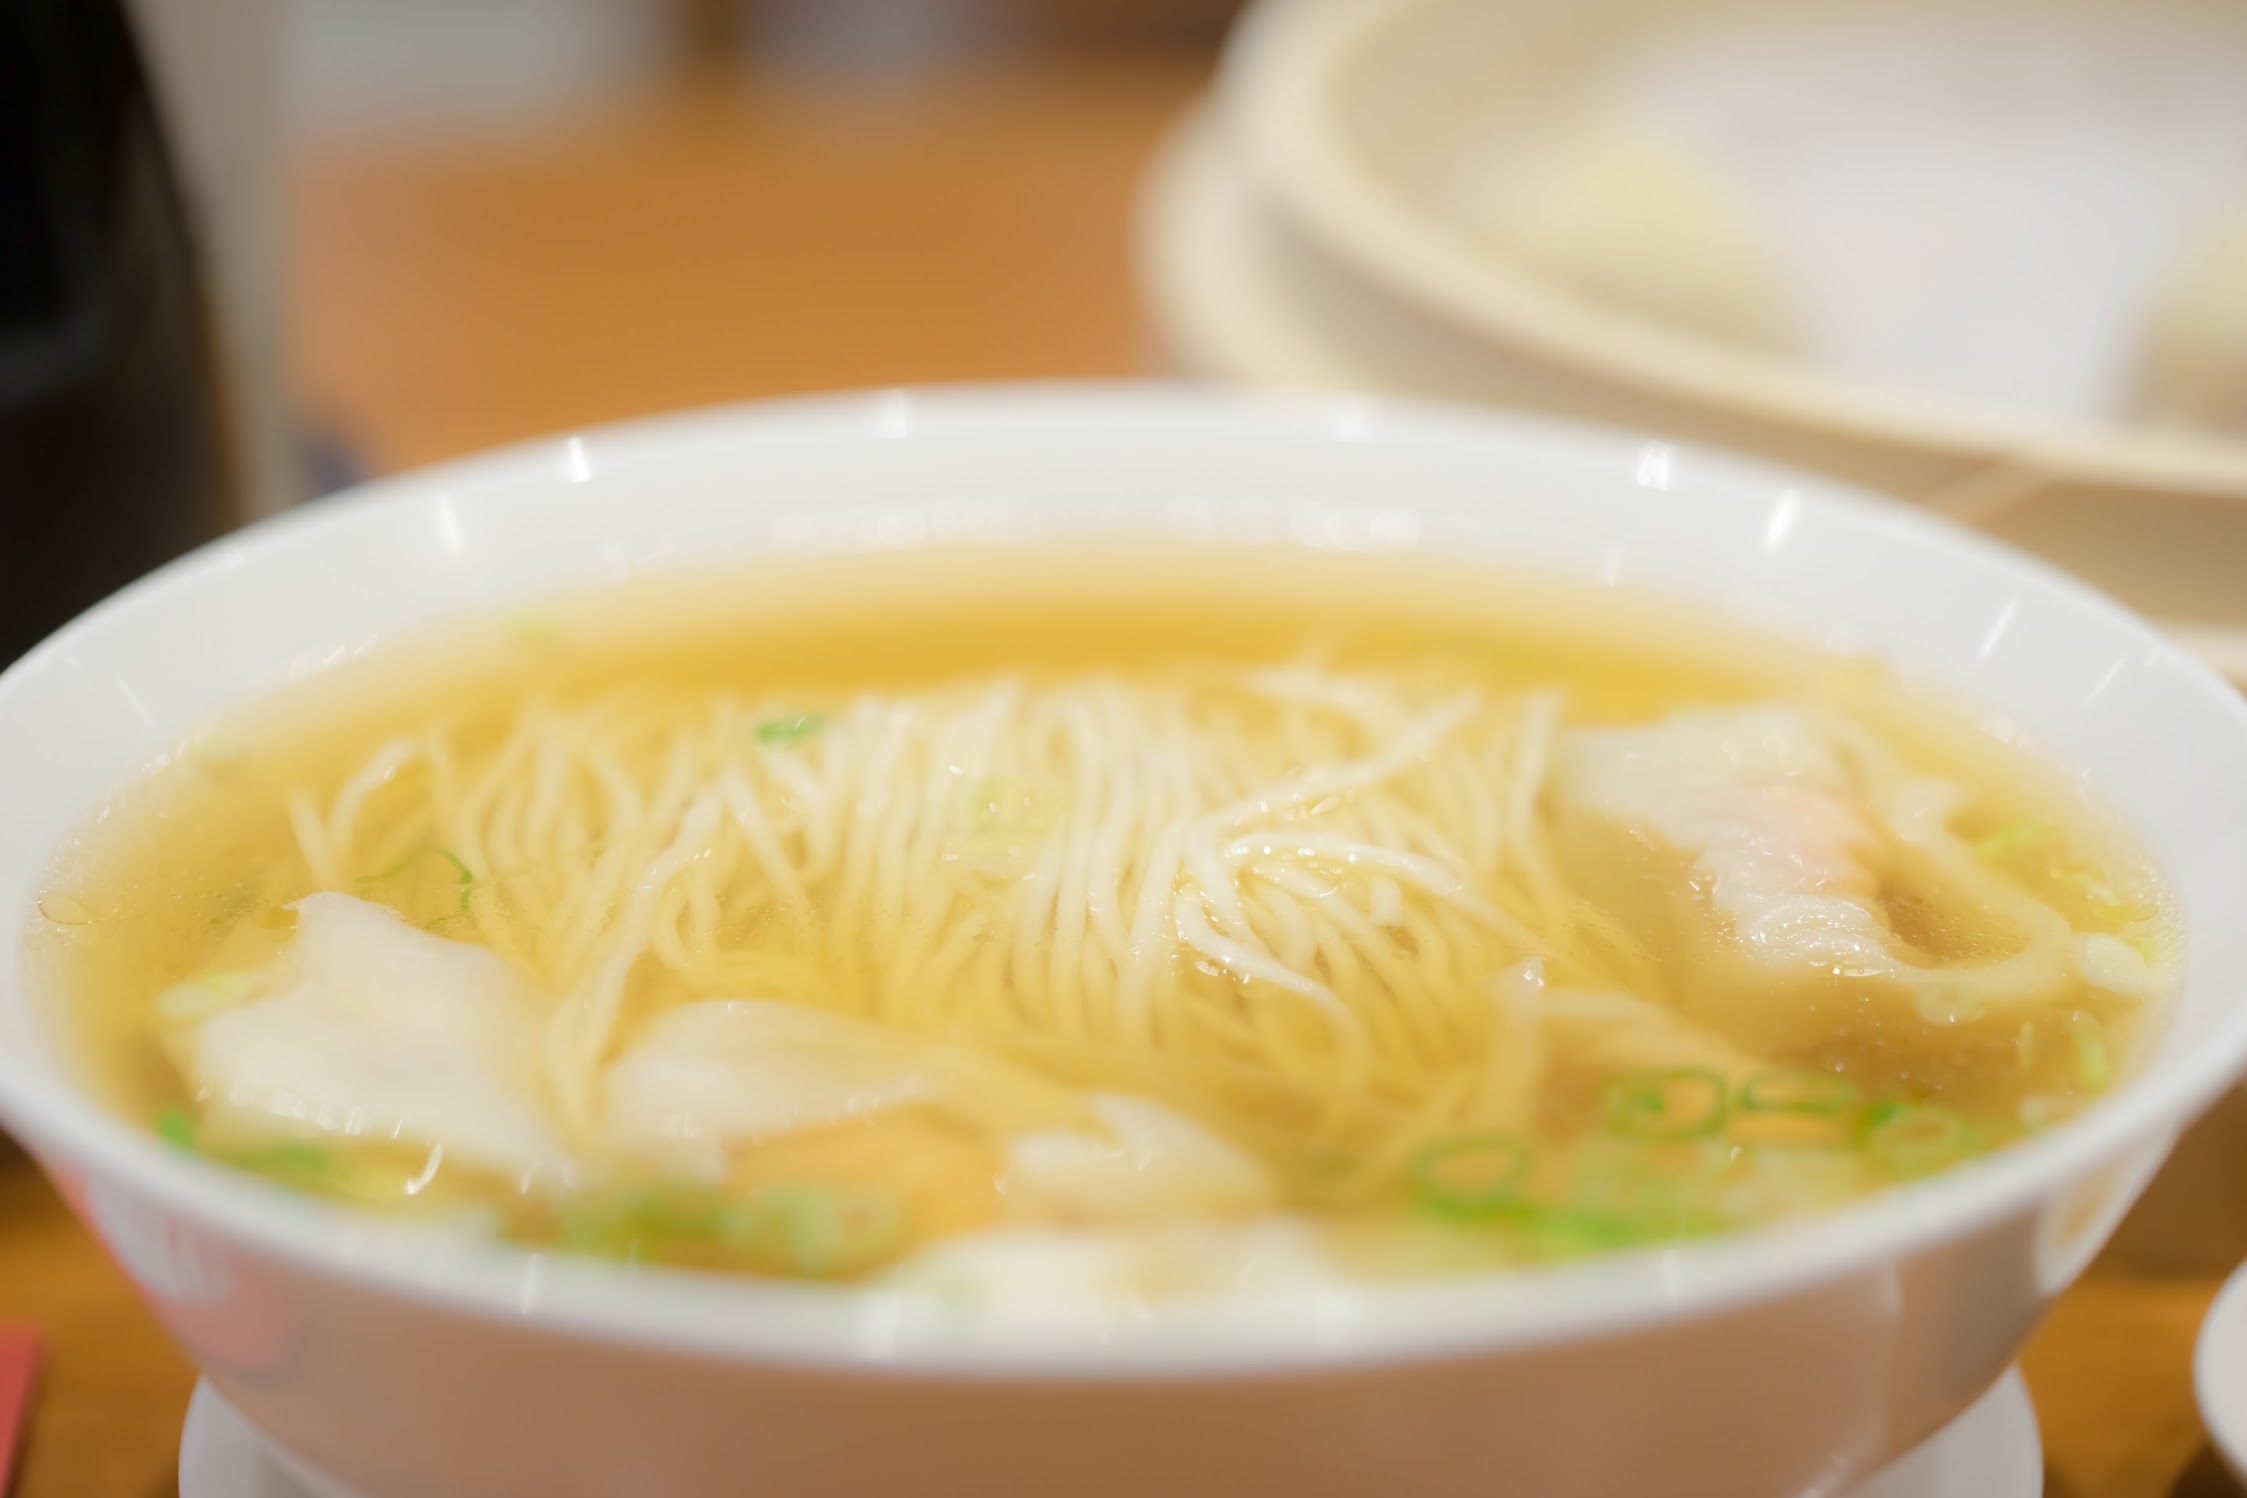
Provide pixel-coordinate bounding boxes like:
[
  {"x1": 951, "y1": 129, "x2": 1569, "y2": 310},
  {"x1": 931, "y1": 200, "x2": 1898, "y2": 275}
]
[{"x1": 27, "y1": 544, "x2": 2174, "y2": 1287}]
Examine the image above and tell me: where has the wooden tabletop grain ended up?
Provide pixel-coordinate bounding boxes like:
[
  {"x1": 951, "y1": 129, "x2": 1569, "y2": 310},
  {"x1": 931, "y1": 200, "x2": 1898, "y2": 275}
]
[{"x1": 2, "y1": 56, "x2": 2239, "y2": 1498}]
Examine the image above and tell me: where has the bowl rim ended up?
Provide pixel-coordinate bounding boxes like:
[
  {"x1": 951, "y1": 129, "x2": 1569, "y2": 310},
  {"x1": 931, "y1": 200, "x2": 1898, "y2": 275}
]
[
  {"x1": 1222, "y1": 0, "x2": 2247, "y2": 501},
  {"x1": 4, "y1": 380, "x2": 2247, "y2": 1377}
]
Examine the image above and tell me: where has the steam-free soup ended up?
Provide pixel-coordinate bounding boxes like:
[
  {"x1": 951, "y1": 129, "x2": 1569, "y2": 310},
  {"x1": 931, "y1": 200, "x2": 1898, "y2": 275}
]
[{"x1": 31, "y1": 545, "x2": 2171, "y2": 1301}]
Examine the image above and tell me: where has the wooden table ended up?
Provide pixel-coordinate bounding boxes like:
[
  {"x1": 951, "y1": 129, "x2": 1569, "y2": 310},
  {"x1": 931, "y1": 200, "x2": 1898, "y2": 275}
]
[{"x1": 1, "y1": 55, "x2": 2237, "y2": 1498}]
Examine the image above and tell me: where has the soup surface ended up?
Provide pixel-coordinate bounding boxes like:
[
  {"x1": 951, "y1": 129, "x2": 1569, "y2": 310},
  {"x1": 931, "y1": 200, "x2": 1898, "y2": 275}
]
[{"x1": 30, "y1": 545, "x2": 2172, "y2": 1302}]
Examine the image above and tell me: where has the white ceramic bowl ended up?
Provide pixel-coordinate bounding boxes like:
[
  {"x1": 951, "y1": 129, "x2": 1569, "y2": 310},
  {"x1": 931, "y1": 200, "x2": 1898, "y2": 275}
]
[{"x1": 3, "y1": 386, "x2": 2246, "y2": 1498}]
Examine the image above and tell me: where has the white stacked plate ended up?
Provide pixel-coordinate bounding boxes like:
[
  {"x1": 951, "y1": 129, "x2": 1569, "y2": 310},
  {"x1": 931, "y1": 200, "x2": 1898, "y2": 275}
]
[{"x1": 1139, "y1": 0, "x2": 2247, "y2": 685}]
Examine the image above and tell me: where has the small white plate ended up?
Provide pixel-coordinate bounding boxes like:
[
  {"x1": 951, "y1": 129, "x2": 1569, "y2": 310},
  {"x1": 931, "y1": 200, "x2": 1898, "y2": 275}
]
[
  {"x1": 1853, "y1": 1369, "x2": 2044, "y2": 1498},
  {"x1": 179, "y1": 1370, "x2": 2042, "y2": 1498},
  {"x1": 2194, "y1": 1256, "x2": 2247, "y2": 1484}
]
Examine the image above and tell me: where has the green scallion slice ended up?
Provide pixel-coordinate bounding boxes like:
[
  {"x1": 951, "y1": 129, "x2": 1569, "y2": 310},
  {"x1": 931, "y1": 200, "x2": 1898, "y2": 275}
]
[
  {"x1": 1408, "y1": 1134, "x2": 1534, "y2": 1221},
  {"x1": 1603, "y1": 1069, "x2": 1729, "y2": 1141},
  {"x1": 2072, "y1": 1014, "x2": 2112, "y2": 1094},
  {"x1": 755, "y1": 713, "x2": 828, "y2": 748},
  {"x1": 154, "y1": 1107, "x2": 198, "y2": 1151},
  {"x1": 1739, "y1": 1071, "x2": 1860, "y2": 1118},
  {"x1": 1974, "y1": 821, "x2": 2051, "y2": 861},
  {"x1": 1864, "y1": 1102, "x2": 1975, "y2": 1179}
]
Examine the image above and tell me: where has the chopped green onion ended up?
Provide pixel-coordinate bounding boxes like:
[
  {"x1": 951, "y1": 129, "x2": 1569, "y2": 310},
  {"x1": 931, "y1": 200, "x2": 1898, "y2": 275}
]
[
  {"x1": 546, "y1": 1182, "x2": 902, "y2": 1278},
  {"x1": 150, "y1": 1108, "x2": 336, "y2": 1190},
  {"x1": 959, "y1": 774, "x2": 1060, "y2": 872},
  {"x1": 357, "y1": 844, "x2": 478, "y2": 924},
  {"x1": 1860, "y1": 1098, "x2": 1909, "y2": 1132},
  {"x1": 646, "y1": 1186, "x2": 720, "y2": 1231},
  {"x1": 1566, "y1": 1139, "x2": 1730, "y2": 1240},
  {"x1": 719, "y1": 1183, "x2": 903, "y2": 1277},
  {"x1": 2072, "y1": 1013, "x2": 2112, "y2": 1094},
  {"x1": 554, "y1": 1195, "x2": 641, "y2": 1256},
  {"x1": 1732, "y1": 1071, "x2": 1860, "y2": 1150},
  {"x1": 755, "y1": 713, "x2": 827, "y2": 748},
  {"x1": 1408, "y1": 1134, "x2": 1533, "y2": 1221},
  {"x1": 1603, "y1": 1069, "x2": 1729, "y2": 1141},
  {"x1": 154, "y1": 1107, "x2": 198, "y2": 1151},
  {"x1": 355, "y1": 847, "x2": 421, "y2": 887},
  {"x1": 1513, "y1": 1206, "x2": 1646, "y2": 1261},
  {"x1": 551, "y1": 1185, "x2": 719, "y2": 1258},
  {"x1": 967, "y1": 774, "x2": 1046, "y2": 833},
  {"x1": 1974, "y1": 821, "x2": 2051, "y2": 861},
  {"x1": 221, "y1": 1139, "x2": 342, "y2": 1194},
  {"x1": 1864, "y1": 1102, "x2": 1975, "y2": 1179},
  {"x1": 248, "y1": 1141, "x2": 334, "y2": 1175},
  {"x1": 1739, "y1": 1071, "x2": 1860, "y2": 1118},
  {"x1": 438, "y1": 849, "x2": 477, "y2": 920}
]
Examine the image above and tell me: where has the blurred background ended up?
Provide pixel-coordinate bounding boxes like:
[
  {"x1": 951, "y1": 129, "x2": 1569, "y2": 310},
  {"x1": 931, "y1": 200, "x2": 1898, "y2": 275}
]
[
  {"x1": 272, "y1": 0, "x2": 1245, "y2": 477},
  {"x1": 14, "y1": 0, "x2": 2247, "y2": 674},
  {"x1": 13, "y1": 0, "x2": 2247, "y2": 664},
  {"x1": 2, "y1": 0, "x2": 1242, "y2": 668}
]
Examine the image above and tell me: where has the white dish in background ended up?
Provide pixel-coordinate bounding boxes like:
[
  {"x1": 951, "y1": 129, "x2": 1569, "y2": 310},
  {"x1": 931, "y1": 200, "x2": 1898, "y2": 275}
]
[
  {"x1": 1226, "y1": 0, "x2": 2247, "y2": 475},
  {"x1": 1495, "y1": 4, "x2": 2247, "y2": 428},
  {"x1": 1137, "y1": 102, "x2": 2247, "y2": 687},
  {"x1": 1193, "y1": 0, "x2": 2247, "y2": 671},
  {"x1": 2194, "y1": 1256, "x2": 2247, "y2": 1484},
  {"x1": 2, "y1": 387, "x2": 2244, "y2": 1498},
  {"x1": 174, "y1": 1369, "x2": 2044, "y2": 1498}
]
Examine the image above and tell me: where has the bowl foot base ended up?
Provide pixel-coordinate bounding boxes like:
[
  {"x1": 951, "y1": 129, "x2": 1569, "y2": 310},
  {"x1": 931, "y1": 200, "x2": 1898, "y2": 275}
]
[{"x1": 177, "y1": 1368, "x2": 2042, "y2": 1498}]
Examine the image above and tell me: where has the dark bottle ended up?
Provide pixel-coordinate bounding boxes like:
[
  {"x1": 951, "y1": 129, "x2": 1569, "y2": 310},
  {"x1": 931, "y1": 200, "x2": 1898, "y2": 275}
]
[{"x1": 0, "y1": 0, "x2": 237, "y2": 667}]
